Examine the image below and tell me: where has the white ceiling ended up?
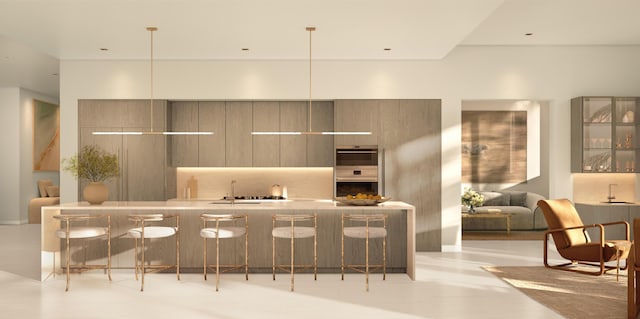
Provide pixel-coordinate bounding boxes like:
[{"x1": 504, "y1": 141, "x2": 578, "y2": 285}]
[{"x1": 1, "y1": 0, "x2": 639, "y2": 97}]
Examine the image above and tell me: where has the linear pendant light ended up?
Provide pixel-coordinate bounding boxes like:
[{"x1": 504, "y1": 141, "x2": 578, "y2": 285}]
[
  {"x1": 93, "y1": 27, "x2": 213, "y2": 136},
  {"x1": 252, "y1": 27, "x2": 371, "y2": 136}
]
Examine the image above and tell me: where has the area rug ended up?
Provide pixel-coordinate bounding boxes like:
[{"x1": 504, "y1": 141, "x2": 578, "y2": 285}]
[
  {"x1": 462, "y1": 230, "x2": 545, "y2": 240},
  {"x1": 485, "y1": 266, "x2": 626, "y2": 319}
]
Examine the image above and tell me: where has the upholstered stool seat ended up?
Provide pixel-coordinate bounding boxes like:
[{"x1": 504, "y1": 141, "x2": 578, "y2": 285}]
[
  {"x1": 342, "y1": 213, "x2": 388, "y2": 291},
  {"x1": 54, "y1": 214, "x2": 111, "y2": 291},
  {"x1": 272, "y1": 214, "x2": 317, "y2": 292},
  {"x1": 200, "y1": 214, "x2": 249, "y2": 291},
  {"x1": 128, "y1": 226, "x2": 177, "y2": 239},
  {"x1": 56, "y1": 226, "x2": 108, "y2": 239},
  {"x1": 128, "y1": 214, "x2": 180, "y2": 292},
  {"x1": 343, "y1": 226, "x2": 387, "y2": 239},
  {"x1": 272, "y1": 226, "x2": 316, "y2": 239}
]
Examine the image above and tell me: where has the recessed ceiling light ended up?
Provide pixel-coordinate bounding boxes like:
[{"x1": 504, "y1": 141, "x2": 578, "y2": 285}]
[
  {"x1": 525, "y1": 33, "x2": 533, "y2": 36},
  {"x1": 384, "y1": 48, "x2": 391, "y2": 51},
  {"x1": 52, "y1": 73, "x2": 59, "y2": 76},
  {"x1": 99, "y1": 48, "x2": 109, "y2": 51},
  {"x1": 241, "y1": 48, "x2": 249, "y2": 51}
]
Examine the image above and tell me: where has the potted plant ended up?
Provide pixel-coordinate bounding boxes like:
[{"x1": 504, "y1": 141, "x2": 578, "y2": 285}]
[{"x1": 62, "y1": 145, "x2": 119, "y2": 205}]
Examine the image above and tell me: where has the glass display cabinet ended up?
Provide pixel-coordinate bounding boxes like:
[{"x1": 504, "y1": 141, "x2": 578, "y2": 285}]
[{"x1": 572, "y1": 96, "x2": 639, "y2": 173}]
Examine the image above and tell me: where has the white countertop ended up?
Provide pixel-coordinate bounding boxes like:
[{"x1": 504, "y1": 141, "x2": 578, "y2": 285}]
[
  {"x1": 47, "y1": 199, "x2": 415, "y2": 211},
  {"x1": 575, "y1": 201, "x2": 639, "y2": 206}
]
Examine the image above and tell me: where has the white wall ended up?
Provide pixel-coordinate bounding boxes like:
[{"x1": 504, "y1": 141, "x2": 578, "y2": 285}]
[
  {"x1": 19, "y1": 88, "x2": 59, "y2": 223},
  {"x1": 0, "y1": 88, "x2": 21, "y2": 224},
  {"x1": 59, "y1": 45, "x2": 640, "y2": 250},
  {"x1": 0, "y1": 87, "x2": 58, "y2": 224}
]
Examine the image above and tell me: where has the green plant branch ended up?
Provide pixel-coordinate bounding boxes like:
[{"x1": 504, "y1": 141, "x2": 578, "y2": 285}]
[{"x1": 62, "y1": 145, "x2": 119, "y2": 182}]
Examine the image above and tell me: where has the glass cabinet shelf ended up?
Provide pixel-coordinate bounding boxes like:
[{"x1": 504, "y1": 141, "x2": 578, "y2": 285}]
[{"x1": 572, "y1": 96, "x2": 639, "y2": 173}]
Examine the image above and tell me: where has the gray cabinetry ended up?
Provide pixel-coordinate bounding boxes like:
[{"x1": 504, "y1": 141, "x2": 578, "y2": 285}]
[
  {"x1": 252, "y1": 102, "x2": 280, "y2": 166},
  {"x1": 169, "y1": 101, "x2": 198, "y2": 167},
  {"x1": 280, "y1": 101, "x2": 308, "y2": 167},
  {"x1": 575, "y1": 203, "x2": 632, "y2": 240},
  {"x1": 379, "y1": 99, "x2": 442, "y2": 251},
  {"x1": 572, "y1": 96, "x2": 640, "y2": 173},
  {"x1": 198, "y1": 101, "x2": 226, "y2": 167},
  {"x1": 307, "y1": 101, "x2": 334, "y2": 167},
  {"x1": 334, "y1": 100, "x2": 380, "y2": 146},
  {"x1": 225, "y1": 101, "x2": 253, "y2": 167},
  {"x1": 78, "y1": 100, "x2": 167, "y2": 201}
]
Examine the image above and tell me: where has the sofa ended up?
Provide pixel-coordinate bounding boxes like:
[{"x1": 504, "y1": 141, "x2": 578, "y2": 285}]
[
  {"x1": 462, "y1": 190, "x2": 547, "y2": 231},
  {"x1": 28, "y1": 179, "x2": 60, "y2": 224}
]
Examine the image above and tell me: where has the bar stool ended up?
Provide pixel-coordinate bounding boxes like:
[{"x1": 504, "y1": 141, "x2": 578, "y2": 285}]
[
  {"x1": 54, "y1": 213, "x2": 111, "y2": 291},
  {"x1": 341, "y1": 213, "x2": 387, "y2": 291},
  {"x1": 127, "y1": 214, "x2": 180, "y2": 291},
  {"x1": 200, "y1": 213, "x2": 249, "y2": 291},
  {"x1": 272, "y1": 214, "x2": 317, "y2": 291}
]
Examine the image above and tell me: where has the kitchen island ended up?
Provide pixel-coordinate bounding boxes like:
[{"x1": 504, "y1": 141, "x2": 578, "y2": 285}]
[
  {"x1": 41, "y1": 199, "x2": 415, "y2": 281},
  {"x1": 575, "y1": 201, "x2": 640, "y2": 240}
]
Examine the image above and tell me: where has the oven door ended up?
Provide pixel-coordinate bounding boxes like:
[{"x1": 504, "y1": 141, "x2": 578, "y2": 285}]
[
  {"x1": 335, "y1": 166, "x2": 378, "y2": 182},
  {"x1": 335, "y1": 182, "x2": 378, "y2": 197},
  {"x1": 335, "y1": 147, "x2": 378, "y2": 166}
]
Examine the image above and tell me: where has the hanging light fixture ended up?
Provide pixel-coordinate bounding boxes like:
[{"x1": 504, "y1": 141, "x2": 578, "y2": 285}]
[
  {"x1": 252, "y1": 27, "x2": 371, "y2": 136},
  {"x1": 93, "y1": 27, "x2": 213, "y2": 136}
]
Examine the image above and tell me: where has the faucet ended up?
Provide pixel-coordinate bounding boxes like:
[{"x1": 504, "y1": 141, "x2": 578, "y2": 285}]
[
  {"x1": 607, "y1": 184, "x2": 617, "y2": 202},
  {"x1": 230, "y1": 180, "x2": 237, "y2": 204}
]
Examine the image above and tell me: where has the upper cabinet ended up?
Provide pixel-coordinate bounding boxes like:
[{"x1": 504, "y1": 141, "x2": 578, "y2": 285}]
[
  {"x1": 78, "y1": 99, "x2": 167, "y2": 201},
  {"x1": 307, "y1": 101, "x2": 334, "y2": 167},
  {"x1": 252, "y1": 102, "x2": 280, "y2": 167},
  {"x1": 226, "y1": 102, "x2": 253, "y2": 167},
  {"x1": 280, "y1": 101, "x2": 308, "y2": 167},
  {"x1": 334, "y1": 100, "x2": 380, "y2": 146},
  {"x1": 572, "y1": 96, "x2": 639, "y2": 173}
]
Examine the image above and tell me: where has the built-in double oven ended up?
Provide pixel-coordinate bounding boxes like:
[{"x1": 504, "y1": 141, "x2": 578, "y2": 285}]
[{"x1": 334, "y1": 145, "x2": 381, "y2": 197}]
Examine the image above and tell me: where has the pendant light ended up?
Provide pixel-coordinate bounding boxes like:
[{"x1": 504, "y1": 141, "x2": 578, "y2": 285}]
[
  {"x1": 93, "y1": 27, "x2": 213, "y2": 136},
  {"x1": 252, "y1": 27, "x2": 371, "y2": 136}
]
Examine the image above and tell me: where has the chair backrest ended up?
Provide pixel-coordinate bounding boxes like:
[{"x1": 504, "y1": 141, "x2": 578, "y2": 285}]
[
  {"x1": 634, "y1": 219, "x2": 640, "y2": 267},
  {"x1": 537, "y1": 199, "x2": 589, "y2": 249}
]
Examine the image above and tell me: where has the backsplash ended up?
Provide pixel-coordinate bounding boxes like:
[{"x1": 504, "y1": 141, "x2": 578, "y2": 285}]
[
  {"x1": 176, "y1": 167, "x2": 334, "y2": 200},
  {"x1": 572, "y1": 173, "x2": 636, "y2": 203}
]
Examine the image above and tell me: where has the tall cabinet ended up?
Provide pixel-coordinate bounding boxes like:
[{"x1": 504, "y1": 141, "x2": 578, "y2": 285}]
[
  {"x1": 78, "y1": 100, "x2": 167, "y2": 201},
  {"x1": 571, "y1": 97, "x2": 639, "y2": 173}
]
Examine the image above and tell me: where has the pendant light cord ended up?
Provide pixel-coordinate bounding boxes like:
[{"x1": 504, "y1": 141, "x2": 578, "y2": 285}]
[
  {"x1": 307, "y1": 27, "x2": 315, "y2": 132},
  {"x1": 147, "y1": 27, "x2": 157, "y2": 132}
]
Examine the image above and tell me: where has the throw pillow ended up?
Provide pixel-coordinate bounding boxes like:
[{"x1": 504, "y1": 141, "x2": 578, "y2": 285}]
[
  {"x1": 499, "y1": 190, "x2": 527, "y2": 207},
  {"x1": 46, "y1": 186, "x2": 60, "y2": 197},
  {"x1": 37, "y1": 179, "x2": 53, "y2": 197},
  {"x1": 480, "y1": 191, "x2": 510, "y2": 206}
]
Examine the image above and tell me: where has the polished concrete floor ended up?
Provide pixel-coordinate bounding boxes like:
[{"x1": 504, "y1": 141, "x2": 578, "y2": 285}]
[{"x1": 0, "y1": 224, "x2": 572, "y2": 319}]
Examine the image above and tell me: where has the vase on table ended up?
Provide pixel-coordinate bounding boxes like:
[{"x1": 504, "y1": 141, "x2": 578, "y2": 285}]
[
  {"x1": 468, "y1": 205, "x2": 476, "y2": 214},
  {"x1": 83, "y1": 182, "x2": 108, "y2": 205}
]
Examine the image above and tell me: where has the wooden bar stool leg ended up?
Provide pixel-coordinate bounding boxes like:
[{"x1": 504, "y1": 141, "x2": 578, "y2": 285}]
[
  {"x1": 245, "y1": 218, "x2": 249, "y2": 280},
  {"x1": 365, "y1": 219, "x2": 370, "y2": 292},
  {"x1": 203, "y1": 223, "x2": 208, "y2": 280},
  {"x1": 272, "y1": 218, "x2": 276, "y2": 281},
  {"x1": 341, "y1": 214, "x2": 345, "y2": 280},
  {"x1": 65, "y1": 220, "x2": 70, "y2": 292},
  {"x1": 290, "y1": 221, "x2": 295, "y2": 292}
]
